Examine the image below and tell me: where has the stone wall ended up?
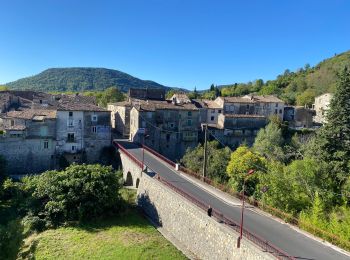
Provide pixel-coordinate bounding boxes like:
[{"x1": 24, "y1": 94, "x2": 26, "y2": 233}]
[
  {"x1": 0, "y1": 137, "x2": 56, "y2": 175},
  {"x1": 137, "y1": 173, "x2": 274, "y2": 260}
]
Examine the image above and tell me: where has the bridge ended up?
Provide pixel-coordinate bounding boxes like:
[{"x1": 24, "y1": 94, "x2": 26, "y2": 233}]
[{"x1": 114, "y1": 140, "x2": 349, "y2": 260}]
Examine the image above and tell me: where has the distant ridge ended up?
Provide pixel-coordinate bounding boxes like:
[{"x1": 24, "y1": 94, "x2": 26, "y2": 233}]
[{"x1": 5, "y1": 67, "x2": 171, "y2": 92}]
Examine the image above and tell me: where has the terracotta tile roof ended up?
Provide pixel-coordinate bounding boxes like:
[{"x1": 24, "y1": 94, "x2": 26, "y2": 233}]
[
  {"x1": 134, "y1": 99, "x2": 198, "y2": 111},
  {"x1": 222, "y1": 96, "x2": 255, "y2": 103},
  {"x1": 219, "y1": 95, "x2": 284, "y2": 104},
  {"x1": 203, "y1": 100, "x2": 222, "y2": 109},
  {"x1": 5, "y1": 109, "x2": 57, "y2": 120},
  {"x1": 57, "y1": 101, "x2": 107, "y2": 112}
]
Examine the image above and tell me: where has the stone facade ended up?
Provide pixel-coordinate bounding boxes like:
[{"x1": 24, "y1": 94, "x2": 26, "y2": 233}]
[
  {"x1": 284, "y1": 106, "x2": 315, "y2": 129},
  {"x1": 0, "y1": 91, "x2": 112, "y2": 175},
  {"x1": 313, "y1": 93, "x2": 333, "y2": 124},
  {"x1": 215, "y1": 95, "x2": 284, "y2": 120},
  {"x1": 137, "y1": 172, "x2": 274, "y2": 260},
  {"x1": 129, "y1": 104, "x2": 199, "y2": 160},
  {"x1": 55, "y1": 110, "x2": 111, "y2": 163},
  {"x1": 107, "y1": 102, "x2": 131, "y2": 137}
]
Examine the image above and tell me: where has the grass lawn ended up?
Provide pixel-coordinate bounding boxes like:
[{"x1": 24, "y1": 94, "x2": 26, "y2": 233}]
[{"x1": 18, "y1": 190, "x2": 186, "y2": 260}]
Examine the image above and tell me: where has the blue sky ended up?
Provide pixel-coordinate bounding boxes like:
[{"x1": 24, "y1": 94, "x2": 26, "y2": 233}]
[{"x1": 0, "y1": 0, "x2": 349, "y2": 90}]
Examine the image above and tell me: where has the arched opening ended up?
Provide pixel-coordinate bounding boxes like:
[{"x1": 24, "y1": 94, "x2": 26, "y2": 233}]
[
  {"x1": 125, "y1": 171, "x2": 133, "y2": 186},
  {"x1": 136, "y1": 178, "x2": 140, "y2": 188}
]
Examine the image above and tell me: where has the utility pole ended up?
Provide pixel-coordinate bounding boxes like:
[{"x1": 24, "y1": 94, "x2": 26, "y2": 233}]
[{"x1": 202, "y1": 124, "x2": 208, "y2": 180}]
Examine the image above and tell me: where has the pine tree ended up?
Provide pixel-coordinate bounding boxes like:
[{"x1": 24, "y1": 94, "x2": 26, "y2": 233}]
[
  {"x1": 318, "y1": 67, "x2": 350, "y2": 175},
  {"x1": 307, "y1": 67, "x2": 350, "y2": 205}
]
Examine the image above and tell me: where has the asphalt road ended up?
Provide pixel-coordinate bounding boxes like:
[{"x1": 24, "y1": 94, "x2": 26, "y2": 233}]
[{"x1": 117, "y1": 141, "x2": 350, "y2": 260}]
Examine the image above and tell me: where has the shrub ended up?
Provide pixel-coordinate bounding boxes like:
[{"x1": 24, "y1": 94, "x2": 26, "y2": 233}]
[{"x1": 32, "y1": 164, "x2": 122, "y2": 226}]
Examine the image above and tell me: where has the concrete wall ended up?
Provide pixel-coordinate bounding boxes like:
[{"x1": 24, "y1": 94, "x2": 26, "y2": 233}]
[{"x1": 137, "y1": 173, "x2": 273, "y2": 260}]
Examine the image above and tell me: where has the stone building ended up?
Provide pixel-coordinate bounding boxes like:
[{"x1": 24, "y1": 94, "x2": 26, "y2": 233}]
[
  {"x1": 55, "y1": 101, "x2": 111, "y2": 164},
  {"x1": 129, "y1": 100, "x2": 199, "y2": 160},
  {"x1": 0, "y1": 109, "x2": 57, "y2": 174},
  {"x1": 0, "y1": 91, "x2": 111, "y2": 175},
  {"x1": 129, "y1": 88, "x2": 165, "y2": 100},
  {"x1": 214, "y1": 95, "x2": 284, "y2": 120},
  {"x1": 207, "y1": 114, "x2": 267, "y2": 148},
  {"x1": 313, "y1": 93, "x2": 333, "y2": 124},
  {"x1": 284, "y1": 106, "x2": 315, "y2": 129},
  {"x1": 107, "y1": 101, "x2": 132, "y2": 137}
]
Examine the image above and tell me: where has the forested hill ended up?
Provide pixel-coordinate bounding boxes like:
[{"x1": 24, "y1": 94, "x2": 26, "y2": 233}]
[
  {"x1": 203, "y1": 50, "x2": 350, "y2": 106},
  {"x1": 5, "y1": 67, "x2": 169, "y2": 92}
]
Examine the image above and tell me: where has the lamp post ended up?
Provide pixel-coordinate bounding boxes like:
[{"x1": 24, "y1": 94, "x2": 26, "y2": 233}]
[{"x1": 237, "y1": 169, "x2": 254, "y2": 248}]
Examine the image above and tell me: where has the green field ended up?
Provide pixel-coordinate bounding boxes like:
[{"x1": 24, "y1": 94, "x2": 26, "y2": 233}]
[
  {"x1": 1, "y1": 189, "x2": 186, "y2": 260},
  {"x1": 24, "y1": 211, "x2": 185, "y2": 260}
]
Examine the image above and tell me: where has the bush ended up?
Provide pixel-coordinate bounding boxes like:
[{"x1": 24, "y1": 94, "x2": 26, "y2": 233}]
[{"x1": 32, "y1": 164, "x2": 122, "y2": 226}]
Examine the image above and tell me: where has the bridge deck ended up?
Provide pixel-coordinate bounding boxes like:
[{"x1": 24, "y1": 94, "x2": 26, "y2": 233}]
[{"x1": 116, "y1": 140, "x2": 349, "y2": 260}]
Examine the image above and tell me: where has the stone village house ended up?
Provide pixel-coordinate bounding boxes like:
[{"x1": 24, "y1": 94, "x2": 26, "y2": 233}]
[{"x1": 0, "y1": 91, "x2": 111, "y2": 175}]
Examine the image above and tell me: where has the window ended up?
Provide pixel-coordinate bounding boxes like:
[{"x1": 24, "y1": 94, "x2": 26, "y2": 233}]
[
  {"x1": 92, "y1": 126, "x2": 97, "y2": 133},
  {"x1": 187, "y1": 119, "x2": 192, "y2": 126},
  {"x1": 44, "y1": 140, "x2": 49, "y2": 149},
  {"x1": 10, "y1": 120, "x2": 14, "y2": 126},
  {"x1": 188, "y1": 111, "x2": 192, "y2": 117},
  {"x1": 275, "y1": 109, "x2": 278, "y2": 114},
  {"x1": 69, "y1": 111, "x2": 73, "y2": 117},
  {"x1": 166, "y1": 134, "x2": 170, "y2": 142},
  {"x1": 275, "y1": 103, "x2": 278, "y2": 107},
  {"x1": 170, "y1": 123, "x2": 174, "y2": 128},
  {"x1": 279, "y1": 109, "x2": 282, "y2": 114},
  {"x1": 67, "y1": 133, "x2": 75, "y2": 142},
  {"x1": 211, "y1": 110, "x2": 215, "y2": 113},
  {"x1": 71, "y1": 145, "x2": 75, "y2": 151},
  {"x1": 39, "y1": 99, "x2": 42, "y2": 104},
  {"x1": 91, "y1": 115, "x2": 98, "y2": 122},
  {"x1": 218, "y1": 110, "x2": 221, "y2": 113},
  {"x1": 246, "y1": 104, "x2": 249, "y2": 109},
  {"x1": 68, "y1": 119, "x2": 74, "y2": 127},
  {"x1": 211, "y1": 116, "x2": 214, "y2": 121}
]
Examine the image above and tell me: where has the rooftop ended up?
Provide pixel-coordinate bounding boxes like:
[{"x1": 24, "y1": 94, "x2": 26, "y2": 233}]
[{"x1": 5, "y1": 109, "x2": 57, "y2": 120}]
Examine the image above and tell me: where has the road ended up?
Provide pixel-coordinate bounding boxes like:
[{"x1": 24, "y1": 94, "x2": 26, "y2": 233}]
[{"x1": 117, "y1": 140, "x2": 350, "y2": 260}]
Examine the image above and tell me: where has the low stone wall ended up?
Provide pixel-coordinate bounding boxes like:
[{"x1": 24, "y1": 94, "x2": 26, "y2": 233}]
[{"x1": 137, "y1": 173, "x2": 274, "y2": 260}]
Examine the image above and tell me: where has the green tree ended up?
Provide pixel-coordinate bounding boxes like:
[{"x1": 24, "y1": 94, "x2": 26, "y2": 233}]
[
  {"x1": 296, "y1": 89, "x2": 316, "y2": 107},
  {"x1": 0, "y1": 155, "x2": 6, "y2": 182},
  {"x1": 30, "y1": 164, "x2": 122, "y2": 226},
  {"x1": 309, "y1": 68, "x2": 350, "y2": 197},
  {"x1": 226, "y1": 146, "x2": 266, "y2": 195},
  {"x1": 253, "y1": 119, "x2": 285, "y2": 162},
  {"x1": 181, "y1": 141, "x2": 231, "y2": 183}
]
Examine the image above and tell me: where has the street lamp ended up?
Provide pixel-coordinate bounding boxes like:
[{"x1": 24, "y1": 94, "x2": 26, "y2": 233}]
[{"x1": 237, "y1": 169, "x2": 254, "y2": 248}]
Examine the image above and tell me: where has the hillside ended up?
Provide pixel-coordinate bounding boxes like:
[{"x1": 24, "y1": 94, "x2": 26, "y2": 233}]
[
  {"x1": 5, "y1": 67, "x2": 169, "y2": 92},
  {"x1": 202, "y1": 50, "x2": 350, "y2": 105}
]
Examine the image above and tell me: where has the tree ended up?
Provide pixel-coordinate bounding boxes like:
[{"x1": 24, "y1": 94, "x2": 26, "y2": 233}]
[
  {"x1": 296, "y1": 89, "x2": 316, "y2": 107},
  {"x1": 310, "y1": 67, "x2": 350, "y2": 191},
  {"x1": 210, "y1": 84, "x2": 215, "y2": 91},
  {"x1": 30, "y1": 164, "x2": 122, "y2": 226},
  {"x1": 181, "y1": 141, "x2": 231, "y2": 183},
  {"x1": 253, "y1": 119, "x2": 285, "y2": 162},
  {"x1": 0, "y1": 155, "x2": 6, "y2": 182},
  {"x1": 226, "y1": 146, "x2": 266, "y2": 195}
]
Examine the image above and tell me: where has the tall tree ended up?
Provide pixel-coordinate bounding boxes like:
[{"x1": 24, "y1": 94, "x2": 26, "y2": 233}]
[{"x1": 315, "y1": 68, "x2": 350, "y2": 181}]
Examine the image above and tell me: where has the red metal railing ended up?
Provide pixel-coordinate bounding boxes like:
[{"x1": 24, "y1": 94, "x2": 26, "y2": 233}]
[
  {"x1": 115, "y1": 141, "x2": 294, "y2": 259},
  {"x1": 142, "y1": 144, "x2": 176, "y2": 167},
  {"x1": 140, "y1": 144, "x2": 350, "y2": 251}
]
